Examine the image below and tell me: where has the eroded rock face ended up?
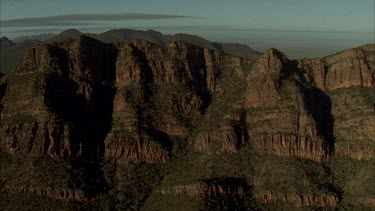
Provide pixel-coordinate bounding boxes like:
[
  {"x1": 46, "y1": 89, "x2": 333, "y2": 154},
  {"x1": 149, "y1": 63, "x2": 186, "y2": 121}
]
[
  {"x1": 328, "y1": 87, "x2": 375, "y2": 159},
  {"x1": 1, "y1": 184, "x2": 87, "y2": 202},
  {"x1": 244, "y1": 50, "x2": 330, "y2": 162},
  {"x1": 298, "y1": 45, "x2": 374, "y2": 91},
  {"x1": 193, "y1": 45, "x2": 374, "y2": 161},
  {"x1": 0, "y1": 37, "x2": 374, "y2": 209},
  {"x1": 254, "y1": 191, "x2": 339, "y2": 208},
  {"x1": 155, "y1": 178, "x2": 339, "y2": 209},
  {"x1": 0, "y1": 36, "x2": 251, "y2": 164},
  {"x1": 298, "y1": 44, "x2": 375, "y2": 159},
  {"x1": 104, "y1": 40, "x2": 250, "y2": 164},
  {"x1": 244, "y1": 49, "x2": 285, "y2": 107},
  {"x1": 194, "y1": 49, "x2": 333, "y2": 162},
  {"x1": 0, "y1": 36, "x2": 117, "y2": 160}
]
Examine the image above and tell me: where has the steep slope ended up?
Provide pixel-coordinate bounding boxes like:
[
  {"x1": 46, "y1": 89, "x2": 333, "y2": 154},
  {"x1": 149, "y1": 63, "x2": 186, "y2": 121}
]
[
  {"x1": 145, "y1": 48, "x2": 338, "y2": 210},
  {"x1": 0, "y1": 36, "x2": 255, "y2": 209},
  {"x1": 0, "y1": 36, "x2": 118, "y2": 206},
  {"x1": 0, "y1": 39, "x2": 42, "y2": 74},
  {"x1": 105, "y1": 40, "x2": 250, "y2": 164},
  {"x1": 192, "y1": 49, "x2": 332, "y2": 162},
  {"x1": 0, "y1": 36, "x2": 116, "y2": 158},
  {"x1": 298, "y1": 44, "x2": 375, "y2": 159},
  {"x1": 45, "y1": 29, "x2": 94, "y2": 43},
  {"x1": 212, "y1": 42, "x2": 261, "y2": 60},
  {"x1": 0, "y1": 37, "x2": 15, "y2": 47},
  {"x1": 0, "y1": 38, "x2": 374, "y2": 210},
  {"x1": 297, "y1": 44, "x2": 375, "y2": 208}
]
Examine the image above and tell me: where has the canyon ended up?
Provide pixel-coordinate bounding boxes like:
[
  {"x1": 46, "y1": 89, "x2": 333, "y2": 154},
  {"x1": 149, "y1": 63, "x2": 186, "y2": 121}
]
[{"x1": 0, "y1": 34, "x2": 374, "y2": 210}]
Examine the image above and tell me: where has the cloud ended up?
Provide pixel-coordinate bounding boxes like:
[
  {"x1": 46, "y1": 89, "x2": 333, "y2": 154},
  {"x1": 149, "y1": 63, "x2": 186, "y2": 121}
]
[{"x1": 1, "y1": 13, "x2": 195, "y2": 27}]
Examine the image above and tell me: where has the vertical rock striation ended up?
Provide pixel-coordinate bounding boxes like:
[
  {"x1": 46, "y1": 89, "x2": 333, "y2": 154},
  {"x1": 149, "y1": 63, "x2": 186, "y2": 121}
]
[
  {"x1": 104, "y1": 40, "x2": 251, "y2": 164},
  {"x1": 0, "y1": 36, "x2": 117, "y2": 159}
]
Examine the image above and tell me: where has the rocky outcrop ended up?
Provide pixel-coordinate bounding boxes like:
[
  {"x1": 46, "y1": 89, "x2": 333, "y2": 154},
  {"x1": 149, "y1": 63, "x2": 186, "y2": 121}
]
[
  {"x1": 194, "y1": 49, "x2": 332, "y2": 162},
  {"x1": 105, "y1": 40, "x2": 250, "y2": 164},
  {"x1": 156, "y1": 180, "x2": 339, "y2": 208},
  {"x1": 1, "y1": 184, "x2": 87, "y2": 201},
  {"x1": 0, "y1": 36, "x2": 117, "y2": 160},
  {"x1": 244, "y1": 49, "x2": 286, "y2": 107},
  {"x1": 1, "y1": 123, "x2": 72, "y2": 156},
  {"x1": 194, "y1": 129, "x2": 239, "y2": 155},
  {"x1": 244, "y1": 50, "x2": 331, "y2": 162},
  {"x1": 297, "y1": 44, "x2": 375, "y2": 159},
  {"x1": 254, "y1": 191, "x2": 339, "y2": 208},
  {"x1": 335, "y1": 141, "x2": 375, "y2": 160},
  {"x1": 115, "y1": 41, "x2": 220, "y2": 90},
  {"x1": 105, "y1": 133, "x2": 170, "y2": 164},
  {"x1": 193, "y1": 45, "x2": 375, "y2": 162},
  {"x1": 0, "y1": 36, "x2": 251, "y2": 164},
  {"x1": 298, "y1": 44, "x2": 374, "y2": 91}
]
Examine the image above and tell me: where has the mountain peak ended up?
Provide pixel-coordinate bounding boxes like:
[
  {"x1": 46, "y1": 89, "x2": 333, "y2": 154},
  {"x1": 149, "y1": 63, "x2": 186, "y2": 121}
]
[
  {"x1": 59, "y1": 28, "x2": 82, "y2": 35},
  {"x1": 265, "y1": 48, "x2": 286, "y2": 58},
  {"x1": 45, "y1": 28, "x2": 83, "y2": 43}
]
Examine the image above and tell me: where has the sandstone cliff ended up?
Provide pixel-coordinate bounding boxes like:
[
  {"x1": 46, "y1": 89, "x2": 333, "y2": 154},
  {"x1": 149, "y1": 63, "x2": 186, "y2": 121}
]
[
  {"x1": 193, "y1": 49, "x2": 333, "y2": 162},
  {"x1": 298, "y1": 44, "x2": 375, "y2": 159},
  {"x1": 0, "y1": 36, "x2": 117, "y2": 160},
  {"x1": 0, "y1": 38, "x2": 374, "y2": 210}
]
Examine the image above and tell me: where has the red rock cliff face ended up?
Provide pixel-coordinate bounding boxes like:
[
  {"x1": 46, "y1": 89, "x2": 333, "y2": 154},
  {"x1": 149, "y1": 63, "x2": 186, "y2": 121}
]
[
  {"x1": 0, "y1": 36, "x2": 251, "y2": 164},
  {"x1": 243, "y1": 49, "x2": 330, "y2": 162},
  {"x1": 298, "y1": 44, "x2": 375, "y2": 159},
  {"x1": 0, "y1": 36, "x2": 117, "y2": 159},
  {"x1": 104, "y1": 40, "x2": 251, "y2": 164},
  {"x1": 1, "y1": 38, "x2": 373, "y2": 163},
  {"x1": 298, "y1": 44, "x2": 374, "y2": 91},
  {"x1": 193, "y1": 45, "x2": 374, "y2": 162},
  {"x1": 193, "y1": 49, "x2": 332, "y2": 162},
  {"x1": 0, "y1": 37, "x2": 374, "y2": 209}
]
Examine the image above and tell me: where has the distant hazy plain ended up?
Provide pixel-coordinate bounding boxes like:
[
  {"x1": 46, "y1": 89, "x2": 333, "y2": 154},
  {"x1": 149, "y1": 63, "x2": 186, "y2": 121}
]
[{"x1": 200, "y1": 29, "x2": 373, "y2": 59}]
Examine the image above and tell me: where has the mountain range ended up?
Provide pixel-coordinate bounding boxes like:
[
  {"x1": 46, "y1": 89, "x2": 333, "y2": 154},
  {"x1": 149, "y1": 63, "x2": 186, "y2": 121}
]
[{"x1": 0, "y1": 32, "x2": 374, "y2": 210}]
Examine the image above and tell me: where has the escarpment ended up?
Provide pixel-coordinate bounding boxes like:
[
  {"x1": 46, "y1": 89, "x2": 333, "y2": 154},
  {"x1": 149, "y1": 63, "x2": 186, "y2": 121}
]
[
  {"x1": 298, "y1": 44, "x2": 375, "y2": 159},
  {"x1": 298, "y1": 44, "x2": 374, "y2": 91},
  {"x1": 193, "y1": 49, "x2": 333, "y2": 162},
  {"x1": 243, "y1": 49, "x2": 332, "y2": 162},
  {"x1": 0, "y1": 38, "x2": 374, "y2": 210},
  {"x1": 0, "y1": 36, "x2": 117, "y2": 159},
  {"x1": 105, "y1": 40, "x2": 251, "y2": 164}
]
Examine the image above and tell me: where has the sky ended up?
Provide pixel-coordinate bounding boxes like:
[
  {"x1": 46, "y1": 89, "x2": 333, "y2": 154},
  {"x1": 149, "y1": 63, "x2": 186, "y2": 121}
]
[{"x1": 0, "y1": 0, "x2": 374, "y2": 58}]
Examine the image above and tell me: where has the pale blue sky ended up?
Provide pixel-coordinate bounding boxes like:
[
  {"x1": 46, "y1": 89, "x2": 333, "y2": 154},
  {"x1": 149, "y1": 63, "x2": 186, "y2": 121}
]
[
  {"x1": 1, "y1": 0, "x2": 374, "y2": 32},
  {"x1": 0, "y1": 0, "x2": 374, "y2": 58}
]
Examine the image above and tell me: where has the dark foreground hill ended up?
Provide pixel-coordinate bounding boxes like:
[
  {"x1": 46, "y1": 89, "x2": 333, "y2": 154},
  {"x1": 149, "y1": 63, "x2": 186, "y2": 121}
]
[
  {"x1": 0, "y1": 36, "x2": 374, "y2": 210},
  {"x1": 0, "y1": 37, "x2": 15, "y2": 47},
  {"x1": 0, "y1": 29, "x2": 260, "y2": 74}
]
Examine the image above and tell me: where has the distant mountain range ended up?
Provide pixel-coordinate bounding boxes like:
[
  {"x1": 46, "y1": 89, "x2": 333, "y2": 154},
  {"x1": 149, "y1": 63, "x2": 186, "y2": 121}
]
[
  {"x1": 0, "y1": 29, "x2": 261, "y2": 73},
  {"x1": 12, "y1": 33, "x2": 55, "y2": 43}
]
